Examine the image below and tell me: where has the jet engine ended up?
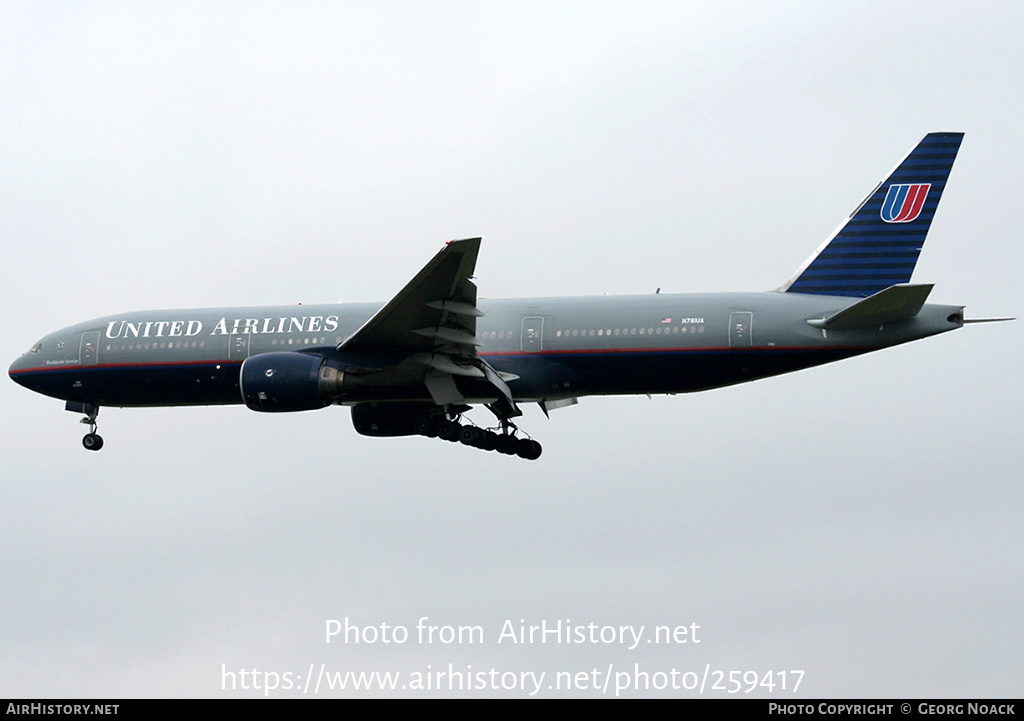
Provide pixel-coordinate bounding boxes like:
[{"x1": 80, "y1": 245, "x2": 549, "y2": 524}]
[
  {"x1": 350, "y1": 403, "x2": 432, "y2": 437},
  {"x1": 240, "y1": 352, "x2": 345, "y2": 412}
]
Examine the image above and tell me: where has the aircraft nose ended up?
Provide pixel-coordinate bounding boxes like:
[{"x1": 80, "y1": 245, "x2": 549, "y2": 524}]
[{"x1": 9, "y1": 350, "x2": 37, "y2": 388}]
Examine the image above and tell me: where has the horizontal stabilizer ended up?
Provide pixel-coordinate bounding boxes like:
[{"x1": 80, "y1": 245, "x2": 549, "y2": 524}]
[{"x1": 807, "y1": 284, "x2": 933, "y2": 330}]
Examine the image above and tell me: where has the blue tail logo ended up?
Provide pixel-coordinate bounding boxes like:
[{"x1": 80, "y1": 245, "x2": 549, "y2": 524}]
[{"x1": 880, "y1": 183, "x2": 931, "y2": 223}]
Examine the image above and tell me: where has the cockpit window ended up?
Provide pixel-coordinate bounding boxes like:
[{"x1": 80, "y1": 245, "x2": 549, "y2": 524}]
[{"x1": 29, "y1": 342, "x2": 42, "y2": 354}]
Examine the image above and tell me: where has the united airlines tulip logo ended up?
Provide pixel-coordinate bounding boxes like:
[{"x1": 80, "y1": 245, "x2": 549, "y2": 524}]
[{"x1": 880, "y1": 183, "x2": 930, "y2": 223}]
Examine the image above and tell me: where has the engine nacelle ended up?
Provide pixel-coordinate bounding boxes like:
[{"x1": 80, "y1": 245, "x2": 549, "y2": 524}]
[
  {"x1": 351, "y1": 403, "x2": 432, "y2": 437},
  {"x1": 240, "y1": 352, "x2": 333, "y2": 412}
]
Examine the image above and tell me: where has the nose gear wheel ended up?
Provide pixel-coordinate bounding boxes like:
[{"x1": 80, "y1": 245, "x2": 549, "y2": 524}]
[{"x1": 74, "y1": 403, "x2": 104, "y2": 452}]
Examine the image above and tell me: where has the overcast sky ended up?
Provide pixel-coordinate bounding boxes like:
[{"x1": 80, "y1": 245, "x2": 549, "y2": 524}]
[{"x1": 3, "y1": 1, "x2": 1021, "y2": 698}]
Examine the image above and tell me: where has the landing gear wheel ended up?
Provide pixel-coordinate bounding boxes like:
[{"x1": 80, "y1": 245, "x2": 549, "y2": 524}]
[
  {"x1": 495, "y1": 434, "x2": 518, "y2": 455},
  {"x1": 458, "y1": 426, "x2": 484, "y2": 447},
  {"x1": 436, "y1": 419, "x2": 461, "y2": 442},
  {"x1": 414, "y1": 415, "x2": 438, "y2": 437},
  {"x1": 515, "y1": 438, "x2": 542, "y2": 460},
  {"x1": 82, "y1": 433, "x2": 104, "y2": 451},
  {"x1": 480, "y1": 430, "x2": 499, "y2": 452}
]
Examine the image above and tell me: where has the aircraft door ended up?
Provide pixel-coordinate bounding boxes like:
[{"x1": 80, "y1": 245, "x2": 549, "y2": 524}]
[
  {"x1": 80, "y1": 331, "x2": 100, "y2": 365},
  {"x1": 521, "y1": 317, "x2": 544, "y2": 352},
  {"x1": 729, "y1": 312, "x2": 753, "y2": 348}
]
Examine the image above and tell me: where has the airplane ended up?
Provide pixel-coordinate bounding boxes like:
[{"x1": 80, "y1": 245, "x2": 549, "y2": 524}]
[{"x1": 9, "y1": 132, "x2": 1003, "y2": 460}]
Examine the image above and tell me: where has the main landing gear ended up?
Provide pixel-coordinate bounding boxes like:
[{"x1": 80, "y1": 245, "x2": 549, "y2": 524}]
[
  {"x1": 66, "y1": 401, "x2": 103, "y2": 451},
  {"x1": 414, "y1": 414, "x2": 542, "y2": 460}
]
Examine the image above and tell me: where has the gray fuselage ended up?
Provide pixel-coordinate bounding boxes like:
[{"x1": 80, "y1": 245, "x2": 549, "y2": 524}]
[{"x1": 9, "y1": 291, "x2": 964, "y2": 409}]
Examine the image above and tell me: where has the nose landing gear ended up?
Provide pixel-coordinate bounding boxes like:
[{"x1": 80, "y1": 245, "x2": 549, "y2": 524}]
[{"x1": 66, "y1": 401, "x2": 103, "y2": 451}]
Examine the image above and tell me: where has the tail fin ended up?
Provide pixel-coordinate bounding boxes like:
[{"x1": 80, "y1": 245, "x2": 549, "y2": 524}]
[{"x1": 779, "y1": 132, "x2": 963, "y2": 297}]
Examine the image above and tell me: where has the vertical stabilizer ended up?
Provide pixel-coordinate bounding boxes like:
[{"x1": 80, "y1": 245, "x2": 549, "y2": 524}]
[{"x1": 780, "y1": 132, "x2": 963, "y2": 297}]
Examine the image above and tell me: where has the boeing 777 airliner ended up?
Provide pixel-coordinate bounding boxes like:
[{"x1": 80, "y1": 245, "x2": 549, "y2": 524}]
[{"x1": 10, "y1": 132, "x2": 1000, "y2": 459}]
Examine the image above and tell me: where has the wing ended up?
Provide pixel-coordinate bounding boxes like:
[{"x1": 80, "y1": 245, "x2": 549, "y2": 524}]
[
  {"x1": 340, "y1": 238, "x2": 482, "y2": 355},
  {"x1": 338, "y1": 238, "x2": 520, "y2": 417}
]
